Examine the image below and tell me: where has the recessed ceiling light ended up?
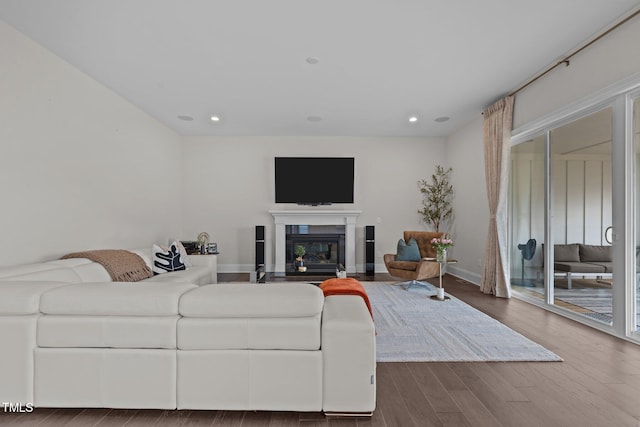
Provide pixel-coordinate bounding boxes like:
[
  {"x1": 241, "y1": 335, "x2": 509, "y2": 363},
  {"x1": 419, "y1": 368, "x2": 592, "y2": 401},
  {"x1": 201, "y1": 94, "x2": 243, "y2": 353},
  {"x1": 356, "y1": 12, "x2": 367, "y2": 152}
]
[
  {"x1": 306, "y1": 57, "x2": 319, "y2": 65},
  {"x1": 434, "y1": 116, "x2": 450, "y2": 123},
  {"x1": 307, "y1": 115, "x2": 322, "y2": 122},
  {"x1": 408, "y1": 116, "x2": 418, "y2": 123},
  {"x1": 177, "y1": 115, "x2": 194, "y2": 121},
  {"x1": 210, "y1": 115, "x2": 220, "y2": 122}
]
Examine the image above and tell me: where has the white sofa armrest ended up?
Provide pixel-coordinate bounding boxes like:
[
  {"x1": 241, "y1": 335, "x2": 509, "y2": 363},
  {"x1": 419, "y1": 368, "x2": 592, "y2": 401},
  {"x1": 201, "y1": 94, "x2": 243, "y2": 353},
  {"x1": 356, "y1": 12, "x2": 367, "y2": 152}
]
[{"x1": 321, "y1": 295, "x2": 376, "y2": 414}]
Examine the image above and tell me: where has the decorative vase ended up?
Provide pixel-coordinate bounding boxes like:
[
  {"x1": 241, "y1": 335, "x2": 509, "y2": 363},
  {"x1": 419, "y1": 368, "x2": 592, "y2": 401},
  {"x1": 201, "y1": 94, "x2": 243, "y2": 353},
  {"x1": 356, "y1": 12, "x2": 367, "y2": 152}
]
[{"x1": 436, "y1": 247, "x2": 447, "y2": 262}]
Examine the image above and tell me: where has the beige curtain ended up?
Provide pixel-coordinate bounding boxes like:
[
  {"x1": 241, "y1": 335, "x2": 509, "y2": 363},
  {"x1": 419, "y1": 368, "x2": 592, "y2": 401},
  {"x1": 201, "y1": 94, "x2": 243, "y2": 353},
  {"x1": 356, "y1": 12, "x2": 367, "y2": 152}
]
[{"x1": 480, "y1": 96, "x2": 514, "y2": 298}]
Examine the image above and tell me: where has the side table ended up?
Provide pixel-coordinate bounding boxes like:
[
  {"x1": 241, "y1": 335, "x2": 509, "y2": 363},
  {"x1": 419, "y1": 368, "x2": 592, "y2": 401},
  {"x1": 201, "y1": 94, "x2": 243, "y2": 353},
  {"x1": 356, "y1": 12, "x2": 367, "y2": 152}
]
[
  {"x1": 422, "y1": 258, "x2": 458, "y2": 301},
  {"x1": 189, "y1": 252, "x2": 218, "y2": 284}
]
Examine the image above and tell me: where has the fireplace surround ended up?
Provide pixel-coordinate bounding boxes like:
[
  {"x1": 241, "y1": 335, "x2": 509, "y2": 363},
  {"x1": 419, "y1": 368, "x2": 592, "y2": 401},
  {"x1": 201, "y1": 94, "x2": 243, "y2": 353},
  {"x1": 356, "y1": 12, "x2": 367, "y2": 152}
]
[{"x1": 269, "y1": 210, "x2": 361, "y2": 274}]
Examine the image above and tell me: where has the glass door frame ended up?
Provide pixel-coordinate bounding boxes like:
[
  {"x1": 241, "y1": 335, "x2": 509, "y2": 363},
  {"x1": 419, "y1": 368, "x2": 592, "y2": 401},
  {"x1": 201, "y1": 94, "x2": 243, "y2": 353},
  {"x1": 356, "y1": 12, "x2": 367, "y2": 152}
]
[{"x1": 627, "y1": 90, "x2": 640, "y2": 340}]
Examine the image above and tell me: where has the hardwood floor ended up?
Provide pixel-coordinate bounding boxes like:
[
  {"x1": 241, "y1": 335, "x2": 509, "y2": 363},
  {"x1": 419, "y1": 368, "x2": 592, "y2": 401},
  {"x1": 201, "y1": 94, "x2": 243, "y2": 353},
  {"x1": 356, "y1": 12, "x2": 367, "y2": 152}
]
[{"x1": 2, "y1": 274, "x2": 640, "y2": 426}]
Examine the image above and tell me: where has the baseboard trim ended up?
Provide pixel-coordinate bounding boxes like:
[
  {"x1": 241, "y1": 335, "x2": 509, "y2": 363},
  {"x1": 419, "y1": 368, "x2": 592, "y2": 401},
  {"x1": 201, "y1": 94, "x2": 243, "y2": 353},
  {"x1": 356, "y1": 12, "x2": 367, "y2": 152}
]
[{"x1": 447, "y1": 266, "x2": 481, "y2": 286}]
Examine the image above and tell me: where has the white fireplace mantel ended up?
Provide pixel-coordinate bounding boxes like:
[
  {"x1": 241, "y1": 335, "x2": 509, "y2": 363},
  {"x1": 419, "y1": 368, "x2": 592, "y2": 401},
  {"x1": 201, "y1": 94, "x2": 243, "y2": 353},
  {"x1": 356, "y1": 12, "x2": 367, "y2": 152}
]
[{"x1": 269, "y1": 210, "x2": 362, "y2": 273}]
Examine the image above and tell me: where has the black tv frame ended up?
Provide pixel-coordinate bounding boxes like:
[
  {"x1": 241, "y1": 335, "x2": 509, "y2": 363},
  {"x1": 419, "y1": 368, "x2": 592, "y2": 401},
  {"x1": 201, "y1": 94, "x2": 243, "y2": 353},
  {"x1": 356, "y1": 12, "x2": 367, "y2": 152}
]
[{"x1": 274, "y1": 157, "x2": 354, "y2": 205}]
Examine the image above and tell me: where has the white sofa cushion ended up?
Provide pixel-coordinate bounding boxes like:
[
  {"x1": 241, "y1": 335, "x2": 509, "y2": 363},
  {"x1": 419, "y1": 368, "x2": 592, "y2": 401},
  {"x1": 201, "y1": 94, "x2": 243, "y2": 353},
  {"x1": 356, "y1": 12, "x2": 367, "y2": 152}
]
[
  {"x1": 179, "y1": 283, "x2": 324, "y2": 318},
  {"x1": 38, "y1": 315, "x2": 179, "y2": 349},
  {"x1": 177, "y1": 350, "x2": 322, "y2": 411},
  {"x1": 47, "y1": 258, "x2": 112, "y2": 282},
  {"x1": 178, "y1": 315, "x2": 321, "y2": 350},
  {"x1": 0, "y1": 263, "x2": 82, "y2": 283},
  {"x1": 0, "y1": 281, "x2": 71, "y2": 315},
  {"x1": 144, "y1": 265, "x2": 212, "y2": 286},
  {"x1": 35, "y1": 348, "x2": 177, "y2": 409},
  {"x1": 178, "y1": 283, "x2": 323, "y2": 351},
  {"x1": 40, "y1": 282, "x2": 196, "y2": 316}
]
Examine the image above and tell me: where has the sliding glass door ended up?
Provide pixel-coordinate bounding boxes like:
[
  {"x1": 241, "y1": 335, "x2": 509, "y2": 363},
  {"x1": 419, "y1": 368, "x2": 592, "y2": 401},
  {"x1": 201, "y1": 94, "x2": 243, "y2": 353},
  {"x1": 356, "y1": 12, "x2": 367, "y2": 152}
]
[
  {"x1": 510, "y1": 81, "x2": 640, "y2": 342},
  {"x1": 510, "y1": 109, "x2": 615, "y2": 326},
  {"x1": 549, "y1": 108, "x2": 614, "y2": 325}
]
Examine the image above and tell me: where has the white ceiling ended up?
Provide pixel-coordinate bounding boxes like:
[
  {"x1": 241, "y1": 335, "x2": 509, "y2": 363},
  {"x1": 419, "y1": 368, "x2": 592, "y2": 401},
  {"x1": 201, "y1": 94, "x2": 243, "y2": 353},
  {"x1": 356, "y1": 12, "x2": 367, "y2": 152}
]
[{"x1": 2, "y1": 0, "x2": 639, "y2": 137}]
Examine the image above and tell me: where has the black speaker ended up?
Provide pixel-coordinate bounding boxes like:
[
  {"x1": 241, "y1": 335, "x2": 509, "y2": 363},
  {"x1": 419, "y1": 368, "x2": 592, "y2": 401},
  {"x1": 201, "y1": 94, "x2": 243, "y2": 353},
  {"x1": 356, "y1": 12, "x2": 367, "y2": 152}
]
[
  {"x1": 365, "y1": 225, "x2": 375, "y2": 276},
  {"x1": 365, "y1": 225, "x2": 375, "y2": 241},
  {"x1": 255, "y1": 225, "x2": 265, "y2": 242},
  {"x1": 255, "y1": 226, "x2": 265, "y2": 270}
]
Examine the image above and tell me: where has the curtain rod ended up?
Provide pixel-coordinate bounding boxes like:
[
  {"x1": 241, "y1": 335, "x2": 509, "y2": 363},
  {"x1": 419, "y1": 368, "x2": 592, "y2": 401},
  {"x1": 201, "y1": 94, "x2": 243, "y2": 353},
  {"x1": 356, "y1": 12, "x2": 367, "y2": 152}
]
[{"x1": 509, "y1": 8, "x2": 640, "y2": 97}]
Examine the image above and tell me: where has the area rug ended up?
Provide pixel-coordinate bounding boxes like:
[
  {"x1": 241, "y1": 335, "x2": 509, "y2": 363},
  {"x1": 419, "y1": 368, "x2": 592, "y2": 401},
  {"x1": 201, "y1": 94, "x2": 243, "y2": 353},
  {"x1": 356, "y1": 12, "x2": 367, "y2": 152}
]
[{"x1": 363, "y1": 283, "x2": 563, "y2": 362}]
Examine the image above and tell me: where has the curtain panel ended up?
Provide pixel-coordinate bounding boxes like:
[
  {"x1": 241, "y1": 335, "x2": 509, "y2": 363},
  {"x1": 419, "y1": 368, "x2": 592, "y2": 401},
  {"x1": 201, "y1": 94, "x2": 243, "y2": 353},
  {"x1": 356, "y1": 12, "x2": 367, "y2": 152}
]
[{"x1": 480, "y1": 95, "x2": 514, "y2": 298}]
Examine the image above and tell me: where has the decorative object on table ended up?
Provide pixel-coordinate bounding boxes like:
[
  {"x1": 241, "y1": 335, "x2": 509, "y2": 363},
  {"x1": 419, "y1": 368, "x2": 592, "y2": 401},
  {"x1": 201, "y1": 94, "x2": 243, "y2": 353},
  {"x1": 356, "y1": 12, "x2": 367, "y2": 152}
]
[
  {"x1": 180, "y1": 240, "x2": 199, "y2": 254},
  {"x1": 197, "y1": 232, "x2": 210, "y2": 254},
  {"x1": 516, "y1": 238, "x2": 537, "y2": 286},
  {"x1": 418, "y1": 165, "x2": 453, "y2": 232},
  {"x1": 294, "y1": 244, "x2": 306, "y2": 272},
  {"x1": 431, "y1": 237, "x2": 453, "y2": 262},
  {"x1": 207, "y1": 242, "x2": 218, "y2": 254},
  {"x1": 336, "y1": 263, "x2": 347, "y2": 279}
]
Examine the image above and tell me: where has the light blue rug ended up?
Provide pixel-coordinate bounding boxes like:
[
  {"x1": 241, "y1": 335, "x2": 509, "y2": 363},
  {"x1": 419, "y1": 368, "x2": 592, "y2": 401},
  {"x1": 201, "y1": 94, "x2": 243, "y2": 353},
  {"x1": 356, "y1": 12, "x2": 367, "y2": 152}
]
[{"x1": 363, "y1": 283, "x2": 563, "y2": 362}]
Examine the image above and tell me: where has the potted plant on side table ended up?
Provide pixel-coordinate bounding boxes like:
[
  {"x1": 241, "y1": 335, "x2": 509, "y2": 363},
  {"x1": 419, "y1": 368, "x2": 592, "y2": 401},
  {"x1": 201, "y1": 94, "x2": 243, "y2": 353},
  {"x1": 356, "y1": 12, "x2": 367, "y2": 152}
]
[{"x1": 294, "y1": 245, "x2": 307, "y2": 272}]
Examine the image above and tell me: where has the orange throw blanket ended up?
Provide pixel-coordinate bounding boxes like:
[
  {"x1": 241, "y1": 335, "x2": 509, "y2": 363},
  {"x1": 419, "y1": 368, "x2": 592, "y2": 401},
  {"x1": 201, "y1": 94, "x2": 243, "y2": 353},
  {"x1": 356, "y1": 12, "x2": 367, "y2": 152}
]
[{"x1": 319, "y1": 278, "x2": 373, "y2": 319}]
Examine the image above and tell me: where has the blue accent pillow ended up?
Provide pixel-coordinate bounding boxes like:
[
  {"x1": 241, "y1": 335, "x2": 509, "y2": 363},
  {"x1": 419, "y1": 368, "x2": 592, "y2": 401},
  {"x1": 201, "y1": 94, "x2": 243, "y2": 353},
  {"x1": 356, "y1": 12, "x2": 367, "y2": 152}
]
[{"x1": 396, "y1": 238, "x2": 421, "y2": 262}]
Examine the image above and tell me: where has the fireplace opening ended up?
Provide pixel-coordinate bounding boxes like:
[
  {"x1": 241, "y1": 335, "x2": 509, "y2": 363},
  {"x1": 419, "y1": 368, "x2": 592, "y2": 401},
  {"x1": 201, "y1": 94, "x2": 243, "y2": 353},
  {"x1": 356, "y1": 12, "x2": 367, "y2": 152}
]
[{"x1": 285, "y1": 225, "x2": 345, "y2": 273}]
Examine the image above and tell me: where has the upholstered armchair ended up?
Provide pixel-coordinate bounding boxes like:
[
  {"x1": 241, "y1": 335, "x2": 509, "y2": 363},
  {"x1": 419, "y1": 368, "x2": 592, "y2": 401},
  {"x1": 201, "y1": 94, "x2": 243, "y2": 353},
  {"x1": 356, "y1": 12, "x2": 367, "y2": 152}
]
[{"x1": 384, "y1": 231, "x2": 445, "y2": 285}]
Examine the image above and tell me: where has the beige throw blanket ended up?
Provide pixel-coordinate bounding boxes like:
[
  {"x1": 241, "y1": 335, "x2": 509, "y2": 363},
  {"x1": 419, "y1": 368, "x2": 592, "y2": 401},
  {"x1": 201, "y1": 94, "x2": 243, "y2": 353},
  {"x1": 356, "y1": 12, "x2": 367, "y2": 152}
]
[{"x1": 61, "y1": 249, "x2": 153, "y2": 282}]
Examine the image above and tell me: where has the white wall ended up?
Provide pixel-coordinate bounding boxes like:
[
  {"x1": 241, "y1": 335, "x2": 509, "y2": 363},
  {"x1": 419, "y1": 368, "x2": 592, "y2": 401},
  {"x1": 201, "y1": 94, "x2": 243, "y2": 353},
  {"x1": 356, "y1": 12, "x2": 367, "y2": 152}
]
[
  {"x1": 181, "y1": 136, "x2": 445, "y2": 273},
  {"x1": 513, "y1": 14, "x2": 640, "y2": 129},
  {"x1": 444, "y1": 117, "x2": 488, "y2": 284},
  {"x1": 0, "y1": 20, "x2": 183, "y2": 267}
]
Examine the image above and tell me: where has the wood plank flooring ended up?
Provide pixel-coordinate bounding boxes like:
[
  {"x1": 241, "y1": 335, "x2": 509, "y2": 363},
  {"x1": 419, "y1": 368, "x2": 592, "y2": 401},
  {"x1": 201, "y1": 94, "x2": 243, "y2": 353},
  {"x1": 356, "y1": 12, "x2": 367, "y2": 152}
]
[{"x1": 2, "y1": 274, "x2": 640, "y2": 426}]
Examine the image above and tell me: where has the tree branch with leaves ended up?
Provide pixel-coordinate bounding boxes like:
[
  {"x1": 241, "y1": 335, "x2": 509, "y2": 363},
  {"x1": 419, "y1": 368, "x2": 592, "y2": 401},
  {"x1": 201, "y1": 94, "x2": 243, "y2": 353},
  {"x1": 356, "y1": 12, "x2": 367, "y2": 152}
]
[{"x1": 418, "y1": 165, "x2": 453, "y2": 232}]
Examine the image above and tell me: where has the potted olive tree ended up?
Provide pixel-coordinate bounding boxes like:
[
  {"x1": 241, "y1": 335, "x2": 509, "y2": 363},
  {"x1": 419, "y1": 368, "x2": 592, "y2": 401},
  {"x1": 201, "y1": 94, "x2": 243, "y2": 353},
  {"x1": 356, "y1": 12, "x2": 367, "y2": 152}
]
[{"x1": 418, "y1": 165, "x2": 453, "y2": 232}]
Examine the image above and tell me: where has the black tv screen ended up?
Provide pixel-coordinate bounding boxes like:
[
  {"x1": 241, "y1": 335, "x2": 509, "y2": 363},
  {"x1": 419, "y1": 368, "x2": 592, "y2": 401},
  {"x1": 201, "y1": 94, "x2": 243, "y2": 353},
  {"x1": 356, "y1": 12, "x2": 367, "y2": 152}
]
[{"x1": 275, "y1": 157, "x2": 354, "y2": 205}]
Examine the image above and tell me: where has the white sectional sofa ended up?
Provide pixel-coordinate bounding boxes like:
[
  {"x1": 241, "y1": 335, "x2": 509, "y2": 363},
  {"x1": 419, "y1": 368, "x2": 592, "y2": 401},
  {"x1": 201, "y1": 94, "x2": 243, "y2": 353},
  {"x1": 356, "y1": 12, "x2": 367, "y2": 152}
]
[{"x1": 0, "y1": 249, "x2": 376, "y2": 415}]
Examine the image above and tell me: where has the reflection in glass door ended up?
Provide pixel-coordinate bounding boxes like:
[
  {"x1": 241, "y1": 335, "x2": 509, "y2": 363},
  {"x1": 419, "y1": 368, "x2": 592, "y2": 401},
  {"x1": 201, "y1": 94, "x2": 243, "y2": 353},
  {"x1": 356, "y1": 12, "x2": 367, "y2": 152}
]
[
  {"x1": 549, "y1": 108, "x2": 614, "y2": 324},
  {"x1": 510, "y1": 137, "x2": 545, "y2": 299}
]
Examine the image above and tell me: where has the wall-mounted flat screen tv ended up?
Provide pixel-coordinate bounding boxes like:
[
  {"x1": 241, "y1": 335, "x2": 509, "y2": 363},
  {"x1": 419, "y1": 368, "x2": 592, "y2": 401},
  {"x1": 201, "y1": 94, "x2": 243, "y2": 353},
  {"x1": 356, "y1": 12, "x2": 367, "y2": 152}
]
[{"x1": 275, "y1": 157, "x2": 354, "y2": 205}]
